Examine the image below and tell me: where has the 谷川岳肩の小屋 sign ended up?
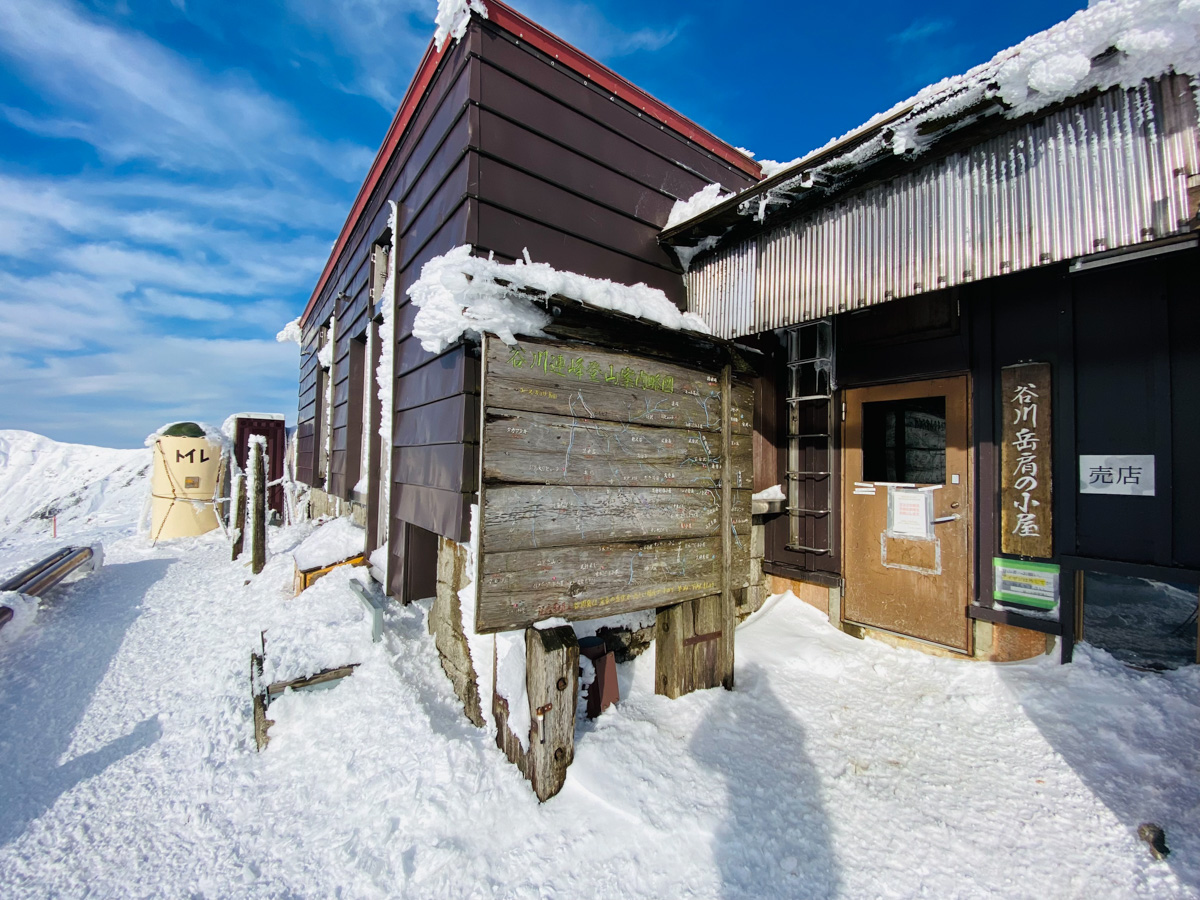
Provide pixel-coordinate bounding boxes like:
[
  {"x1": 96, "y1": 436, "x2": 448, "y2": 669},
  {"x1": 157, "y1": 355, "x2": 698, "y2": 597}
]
[
  {"x1": 475, "y1": 335, "x2": 752, "y2": 633},
  {"x1": 1000, "y1": 363, "x2": 1052, "y2": 558}
]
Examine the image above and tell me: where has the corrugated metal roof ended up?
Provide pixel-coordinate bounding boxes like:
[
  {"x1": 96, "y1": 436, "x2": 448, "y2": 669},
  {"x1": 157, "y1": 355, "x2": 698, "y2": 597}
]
[
  {"x1": 687, "y1": 77, "x2": 1200, "y2": 338},
  {"x1": 662, "y1": 0, "x2": 1200, "y2": 247}
]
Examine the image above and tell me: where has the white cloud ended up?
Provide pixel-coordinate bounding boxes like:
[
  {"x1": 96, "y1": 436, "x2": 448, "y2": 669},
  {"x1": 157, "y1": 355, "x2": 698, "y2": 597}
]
[
  {"x1": 890, "y1": 19, "x2": 954, "y2": 45},
  {"x1": 0, "y1": 0, "x2": 379, "y2": 446},
  {"x1": 0, "y1": 0, "x2": 373, "y2": 180},
  {"x1": 514, "y1": 0, "x2": 680, "y2": 60},
  {"x1": 0, "y1": 163, "x2": 332, "y2": 441},
  {"x1": 1, "y1": 336, "x2": 301, "y2": 448},
  {"x1": 280, "y1": 0, "x2": 432, "y2": 109}
]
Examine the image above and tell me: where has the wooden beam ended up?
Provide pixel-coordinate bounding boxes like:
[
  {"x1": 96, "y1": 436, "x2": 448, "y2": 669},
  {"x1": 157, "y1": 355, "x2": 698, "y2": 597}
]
[
  {"x1": 250, "y1": 441, "x2": 267, "y2": 575},
  {"x1": 230, "y1": 472, "x2": 246, "y2": 562},
  {"x1": 493, "y1": 625, "x2": 579, "y2": 801},
  {"x1": 719, "y1": 363, "x2": 736, "y2": 689}
]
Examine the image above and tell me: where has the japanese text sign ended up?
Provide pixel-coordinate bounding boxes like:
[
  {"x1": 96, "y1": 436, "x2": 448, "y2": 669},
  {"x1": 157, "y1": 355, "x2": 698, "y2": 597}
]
[
  {"x1": 1078, "y1": 454, "x2": 1155, "y2": 496},
  {"x1": 1000, "y1": 363, "x2": 1053, "y2": 558},
  {"x1": 993, "y1": 558, "x2": 1060, "y2": 616}
]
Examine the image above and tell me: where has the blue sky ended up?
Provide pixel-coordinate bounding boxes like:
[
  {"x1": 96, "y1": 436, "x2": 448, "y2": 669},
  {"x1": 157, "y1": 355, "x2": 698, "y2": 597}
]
[{"x1": 0, "y1": 0, "x2": 1085, "y2": 448}]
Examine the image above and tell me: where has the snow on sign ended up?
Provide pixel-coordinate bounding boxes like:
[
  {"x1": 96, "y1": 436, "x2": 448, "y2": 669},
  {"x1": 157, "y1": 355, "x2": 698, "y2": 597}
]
[
  {"x1": 475, "y1": 335, "x2": 752, "y2": 633},
  {"x1": 1079, "y1": 454, "x2": 1156, "y2": 496}
]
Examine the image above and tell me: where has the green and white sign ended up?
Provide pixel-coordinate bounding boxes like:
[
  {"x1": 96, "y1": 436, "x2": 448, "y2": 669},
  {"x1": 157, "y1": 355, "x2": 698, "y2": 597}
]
[{"x1": 993, "y1": 558, "x2": 1059, "y2": 614}]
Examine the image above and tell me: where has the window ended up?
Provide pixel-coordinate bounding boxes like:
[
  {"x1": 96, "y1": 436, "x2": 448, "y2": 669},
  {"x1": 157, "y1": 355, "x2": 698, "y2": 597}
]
[
  {"x1": 786, "y1": 320, "x2": 834, "y2": 554},
  {"x1": 861, "y1": 396, "x2": 946, "y2": 484}
]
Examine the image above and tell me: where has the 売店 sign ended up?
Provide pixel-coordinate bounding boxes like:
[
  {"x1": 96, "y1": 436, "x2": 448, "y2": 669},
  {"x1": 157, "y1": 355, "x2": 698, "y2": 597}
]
[
  {"x1": 1078, "y1": 454, "x2": 1155, "y2": 496},
  {"x1": 993, "y1": 558, "x2": 1060, "y2": 615}
]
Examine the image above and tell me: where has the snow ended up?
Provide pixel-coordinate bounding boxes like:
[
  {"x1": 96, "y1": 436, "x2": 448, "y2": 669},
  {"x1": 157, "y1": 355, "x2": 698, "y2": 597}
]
[
  {"x1": 433, "y1": 0, "x2": 488, "y2": 51},
  {"x1": 707, "y1": 0, "x2": 1200, "y2": 225},
  {"x1": 0, "y1": 430, "x2": 148, "y2": 545},
  {"x1": 408, "y1": 245, "x2": 711, "y2": 354},
  {"x1": 258, "y1": 566, "x2": 379, "y2": 686},
  {"x1": 317, "y1": 321, "x2": 334, "y2": 369},
  {"x1": 368, "y1": 543, "x2": 388, "y2": 574},
  {"x1": 0, "y1": 591, "x2": 38, "y2": 644},
  {"x1": 144, "y1": 420, "x2": 228, "y2": 452},
  {"x1": 1, "y1": 433, "x2": 1199, "y2": 898},
  {"x1": 221, "y1": 412, "x2": 285, "y2": 441},
  {"x1": 494, "y1": 630, "x2": 531, "y2": 750},
  {"x1": 373, "y1": 201, "x2": 400, "y2": 554},
  {"x1": 275, "y1": 317, "x2": 302, "y2": 346},
  {"x1": 752, "y1": 483, "x2": 786, "y2": 501},
  {"x1": 292, "y1": 517, "x2": 366, "y2": 572},
  {"x1": 664, "y1": 182, "x2": 732, "y2": 230}
]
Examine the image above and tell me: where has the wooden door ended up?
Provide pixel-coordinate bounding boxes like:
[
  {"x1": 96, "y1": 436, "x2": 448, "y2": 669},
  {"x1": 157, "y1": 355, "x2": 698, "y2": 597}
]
[{"x1": 842, "y1": 376, "x2": 973, "y2": 652}]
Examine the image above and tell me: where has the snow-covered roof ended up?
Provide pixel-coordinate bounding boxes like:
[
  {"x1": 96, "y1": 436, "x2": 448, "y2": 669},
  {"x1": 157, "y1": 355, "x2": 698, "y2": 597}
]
[
  {"x1": 434, "y1": 0, "x2": 488, "y2": 51},
  {"x1": 407, "y1": 245, "x2": 711, "y2": 354},
  {"x1": 664, "y1": 0, "x2": 1200, "y2": 238}
]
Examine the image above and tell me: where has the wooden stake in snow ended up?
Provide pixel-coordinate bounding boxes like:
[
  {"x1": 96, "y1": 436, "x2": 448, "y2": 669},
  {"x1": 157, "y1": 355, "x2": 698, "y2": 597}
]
[
  {"x1": 493, "y1": 625, "x2": 579, "y2": 802},
  {"x1": 250, "y1": 437, "x2": 267, "y2": 575},
  {"x1": 230, "y1": 472, "x2": 246, "y2": 562}
]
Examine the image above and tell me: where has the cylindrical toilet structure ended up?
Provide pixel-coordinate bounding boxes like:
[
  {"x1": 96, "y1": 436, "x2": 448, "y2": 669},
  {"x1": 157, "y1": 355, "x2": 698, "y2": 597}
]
[{"x1": 149, "y1": 422, "x2": 222, "y2": 542}]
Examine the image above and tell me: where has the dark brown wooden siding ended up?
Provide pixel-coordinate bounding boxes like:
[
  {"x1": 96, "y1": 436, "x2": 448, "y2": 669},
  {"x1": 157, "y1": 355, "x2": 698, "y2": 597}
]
[
  {"x1": 297, "y1": 18, "x2": 760, "y2": 600},
  {"x1": 472, "y1": 22, "x2": 758, "y2": 307}
]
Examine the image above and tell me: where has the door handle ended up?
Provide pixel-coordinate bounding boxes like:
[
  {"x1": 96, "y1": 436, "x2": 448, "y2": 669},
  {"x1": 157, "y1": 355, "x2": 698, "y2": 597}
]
[{"x1": 933, "y1": 514, "x2": 961, "y2": 524}]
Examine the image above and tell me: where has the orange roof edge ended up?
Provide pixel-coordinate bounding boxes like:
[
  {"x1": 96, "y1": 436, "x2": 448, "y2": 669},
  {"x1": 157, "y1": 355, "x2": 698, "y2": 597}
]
[{"x1": 300, "y1": 0, "x2": 761, "y2": 326}]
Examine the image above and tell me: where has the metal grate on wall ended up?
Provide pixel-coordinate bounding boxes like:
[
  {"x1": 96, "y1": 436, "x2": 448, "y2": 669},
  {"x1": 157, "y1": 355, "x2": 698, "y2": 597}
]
[{"x1": 686, "y1": 76, "x2": 1200, "y2": 338}]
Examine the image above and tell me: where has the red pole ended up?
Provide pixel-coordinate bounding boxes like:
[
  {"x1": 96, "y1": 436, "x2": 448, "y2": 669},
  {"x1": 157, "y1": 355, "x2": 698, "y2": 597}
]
[{"x1": 53, "y1": 516, "x2": 57, "y2": 538}]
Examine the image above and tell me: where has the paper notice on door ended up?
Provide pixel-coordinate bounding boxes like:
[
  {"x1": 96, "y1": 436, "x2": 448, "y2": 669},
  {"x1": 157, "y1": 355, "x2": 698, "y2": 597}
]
[{"x1": 889, "y1": 487, "x2": 931, "y2": 538}]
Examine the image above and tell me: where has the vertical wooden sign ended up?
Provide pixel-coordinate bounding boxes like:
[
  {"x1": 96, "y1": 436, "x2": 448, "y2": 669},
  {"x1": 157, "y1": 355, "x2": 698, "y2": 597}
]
[{"x1": 1000, "y1": 363, "x2": 1052, "y2": 558}]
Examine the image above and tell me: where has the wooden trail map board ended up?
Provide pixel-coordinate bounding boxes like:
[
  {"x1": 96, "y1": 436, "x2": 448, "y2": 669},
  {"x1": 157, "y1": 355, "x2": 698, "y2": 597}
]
[{"x1": 476, "y1": 335, "x2": 752, "y2": 633}]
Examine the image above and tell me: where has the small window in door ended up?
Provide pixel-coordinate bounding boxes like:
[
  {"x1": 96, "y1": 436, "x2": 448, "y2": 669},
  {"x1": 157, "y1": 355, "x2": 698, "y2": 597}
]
[{"x1": 862, "y1": 396, "x2": 946, "y2": 484}]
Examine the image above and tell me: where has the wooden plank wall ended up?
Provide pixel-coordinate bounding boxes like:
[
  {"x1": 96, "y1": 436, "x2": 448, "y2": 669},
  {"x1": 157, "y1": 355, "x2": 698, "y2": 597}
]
[
  {"x1": 476, "y1": 336, "x2": 752, "y2": 631},
  {"x1": 298, "y1": 33, "x2": 481, "y2": 593}
]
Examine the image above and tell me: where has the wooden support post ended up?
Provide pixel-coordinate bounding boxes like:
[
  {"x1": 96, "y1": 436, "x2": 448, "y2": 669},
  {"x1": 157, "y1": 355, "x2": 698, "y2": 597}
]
[
  {"x1": 230, "y1": 472, "x2": 246, "y2": 562},
  {"x1": 250, "y1": 440, "x2": 267, "y2": 575},
  {"x1": 656, "y1": 363, "x2": 737, "y2": 698},
  {"x1": 251, "y1": 651, "x2": 272, "y2": 751},
  {"x1": 718, "y1": 363, "x2": 736, "y2": 689},
  {"x1": 493, "y1": 625, "x2": 579, "y2": 802}
]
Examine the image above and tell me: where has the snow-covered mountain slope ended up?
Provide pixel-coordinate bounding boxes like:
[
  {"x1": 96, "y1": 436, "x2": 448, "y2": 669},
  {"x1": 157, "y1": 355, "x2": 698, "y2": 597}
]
[{"x1": 0, "y1": 430, "x2": 149, "y2": 547}]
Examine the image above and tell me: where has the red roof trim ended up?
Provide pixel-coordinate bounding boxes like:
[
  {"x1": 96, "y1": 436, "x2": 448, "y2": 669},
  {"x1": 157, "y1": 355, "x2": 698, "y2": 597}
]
[
  {"x1": 300, "y1": 1, "x2": 761, "y2": 326},
  {"x1": 300, "y1": 39, "x2": 448, "y2": 325},
  {"x1": 485, "y1": 1, "x2": 760, "y2": 178}
]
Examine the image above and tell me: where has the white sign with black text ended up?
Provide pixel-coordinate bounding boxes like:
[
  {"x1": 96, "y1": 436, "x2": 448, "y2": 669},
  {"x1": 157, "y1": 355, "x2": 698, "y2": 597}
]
[{"x1": 1078, "y1": 454, "x2": 1155, "y2": 496}]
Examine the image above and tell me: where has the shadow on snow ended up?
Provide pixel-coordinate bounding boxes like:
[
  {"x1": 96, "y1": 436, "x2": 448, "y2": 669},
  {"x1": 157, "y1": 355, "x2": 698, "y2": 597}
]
[
  {"x1": 1000, "y1": 647, "x2": 1200, "y2": 888},
  {"x1": 688, "y1": 663, "x2": 839, "y2": 899},
  {"x1": 0, "y1": 557, "x2": 169, "y2": 846}
]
